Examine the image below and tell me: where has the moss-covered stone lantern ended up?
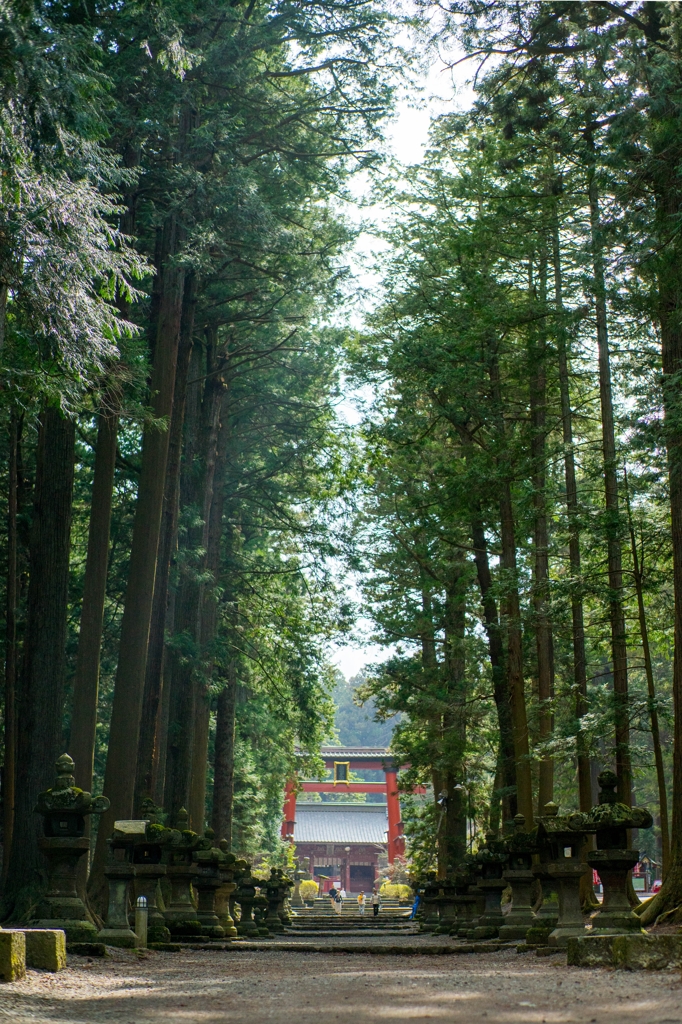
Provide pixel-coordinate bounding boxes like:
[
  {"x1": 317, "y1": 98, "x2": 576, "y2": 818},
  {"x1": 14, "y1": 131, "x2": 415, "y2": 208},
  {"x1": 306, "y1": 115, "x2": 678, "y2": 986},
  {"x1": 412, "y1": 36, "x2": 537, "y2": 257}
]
[
  {"x1": 472, "y1": 831, "x2": 508, "y2": 940},
  {"x1": 586, "y1": 769, "x2": 653, "y2": 935},
  {"x1": 30, "y1": 754, "x2": 109, "y2": 942},
  {"x1": 533, "y1": 801, "x2": 589, "y2": 947},
  {"x1": 498, "y1": 814, "x2": 538, "y2": 941}
]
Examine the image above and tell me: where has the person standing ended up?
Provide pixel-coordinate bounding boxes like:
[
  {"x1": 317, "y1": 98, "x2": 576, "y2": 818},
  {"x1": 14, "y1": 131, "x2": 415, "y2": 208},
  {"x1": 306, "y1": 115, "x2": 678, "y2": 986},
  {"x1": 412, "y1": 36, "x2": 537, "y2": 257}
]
[
  {"x1": 372, "y1": 888, "x2": 380, "y2": 917},
  {"x1": 357, "y1": 891, "x2": 365, "y2": 915}
]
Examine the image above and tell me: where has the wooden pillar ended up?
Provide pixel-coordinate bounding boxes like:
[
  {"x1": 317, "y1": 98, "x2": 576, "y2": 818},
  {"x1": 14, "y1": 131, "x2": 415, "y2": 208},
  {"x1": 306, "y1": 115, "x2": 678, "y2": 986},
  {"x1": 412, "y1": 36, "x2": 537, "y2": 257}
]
[
  {"x1": 385, "y1": 768, "x2": 404, "y2": 863},
  {"x1": 281, "y1": 780, "x2": 297, "y2": 840}
]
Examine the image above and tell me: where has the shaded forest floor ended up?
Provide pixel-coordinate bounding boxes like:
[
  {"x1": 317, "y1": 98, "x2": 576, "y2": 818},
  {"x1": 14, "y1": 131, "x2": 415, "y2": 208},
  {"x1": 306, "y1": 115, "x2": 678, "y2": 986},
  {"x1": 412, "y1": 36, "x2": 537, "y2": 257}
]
[{"x1": 1, "y1": 947, "x2": 681, "y2": 1023}]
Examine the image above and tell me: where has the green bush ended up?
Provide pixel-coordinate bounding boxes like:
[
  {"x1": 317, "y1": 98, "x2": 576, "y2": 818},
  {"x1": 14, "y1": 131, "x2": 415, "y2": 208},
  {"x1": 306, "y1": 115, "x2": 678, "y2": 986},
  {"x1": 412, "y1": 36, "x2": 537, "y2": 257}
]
[
  {"x1": 379, "y1": 882, "x2": 412, "y2": 902},
  {"x1": 300, "y1": 880, "x2": 319, "y2": 900}
]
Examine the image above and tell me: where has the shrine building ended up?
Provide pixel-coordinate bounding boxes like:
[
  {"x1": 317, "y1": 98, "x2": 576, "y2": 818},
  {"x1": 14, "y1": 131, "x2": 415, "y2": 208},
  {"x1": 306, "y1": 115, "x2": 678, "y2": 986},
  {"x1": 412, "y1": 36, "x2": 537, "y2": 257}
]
[{"x1": 281, "y1": 746, "x2": 424, "y2": 893}]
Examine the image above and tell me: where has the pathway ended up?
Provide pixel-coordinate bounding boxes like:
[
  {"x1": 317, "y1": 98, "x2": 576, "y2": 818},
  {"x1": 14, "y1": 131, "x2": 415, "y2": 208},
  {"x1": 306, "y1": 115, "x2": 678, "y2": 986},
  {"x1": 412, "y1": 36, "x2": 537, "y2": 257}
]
[{"x1": 1, "y1": 946, "x2": 681, "y2": 1023}]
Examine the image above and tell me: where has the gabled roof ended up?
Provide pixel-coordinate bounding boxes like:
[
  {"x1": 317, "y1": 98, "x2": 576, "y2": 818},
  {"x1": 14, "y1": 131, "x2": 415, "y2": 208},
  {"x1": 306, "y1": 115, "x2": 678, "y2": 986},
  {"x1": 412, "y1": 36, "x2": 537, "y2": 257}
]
[{"x1": 294, "y1": 803, "x2": 388, "y2": 845}]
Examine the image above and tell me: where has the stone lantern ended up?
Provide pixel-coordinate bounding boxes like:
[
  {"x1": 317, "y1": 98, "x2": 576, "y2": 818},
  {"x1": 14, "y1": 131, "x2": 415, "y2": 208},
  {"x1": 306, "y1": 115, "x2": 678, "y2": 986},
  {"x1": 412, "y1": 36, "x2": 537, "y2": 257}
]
[
  {"x1": 253, "y1": 890, "x2": 271, "y2": 936},
  {"x1": 586, "y1": 769, "x2": 653, "y2": 935},
  {"x1": 418, "y1": 872, "x2": 441, "y2": 931},
  {"x1": 453, "y1": 858, "x2": 481, "y2": 938},
  {"x1": 162, "y1": 808, "x2": 203, "y2": 939},
  {"x1": 97, "y1": 820, "x2": 146, "y2": 947},
  {"x1": 30, "y1": 753, "x2": 109, "y2": 942},
  {"x1": 472, "y1": 831, "x2": 508, "y2": 940},
  {"x1": 193, "y1": 830, "x2": 226, "y2": 939},
  {"x1": 214, "y1": 841, "x2": 238, "y2": 939},
  {"x1": 534, "y1": 801, "x2": 590, "y2": 947},
  {"x1": 131, "y1": 817, "x2": 175, "y2": 944},
  {"x1": 498, "y1": 814, "x2": 537, "y2": 941},
  {"x1": 431, "y1": 875, "x2": 460, "y2": 935},
  {"x1": 265, "y1": 870, "x2": 286, "y2": 933},
  {"x1": 234, "y1": 864, "x2": 260, "y2": 937}
]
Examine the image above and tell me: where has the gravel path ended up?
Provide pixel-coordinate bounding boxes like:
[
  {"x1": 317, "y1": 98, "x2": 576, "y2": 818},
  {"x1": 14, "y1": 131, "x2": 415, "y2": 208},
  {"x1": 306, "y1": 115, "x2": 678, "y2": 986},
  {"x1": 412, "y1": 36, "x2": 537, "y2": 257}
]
[{"x1": 1, "y1": 947, "x2": 681, "y2": 1023}]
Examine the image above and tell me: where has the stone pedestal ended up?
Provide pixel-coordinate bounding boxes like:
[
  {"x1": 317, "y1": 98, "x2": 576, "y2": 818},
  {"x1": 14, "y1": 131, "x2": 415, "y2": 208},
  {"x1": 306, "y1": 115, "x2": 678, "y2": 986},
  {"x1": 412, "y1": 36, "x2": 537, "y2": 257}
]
[
  {"x1": 453, "y1": 893, "x2": 477, "y2": 937},
  {"x1": 22, "y1": 929, "x2": 67, "y2": 971},
  {"x1": 0, "y1": 930, "x2": 25, "y2": 982},
  {"x1": 98, "y1": 854, "x2": 137, "y2": 947},
  {"x1": 31, "y1": 836, "x2": 97, "y2": 943},
  {"x1": 568, "y1": 933, "x2": 682, "y2": 970},
  {"x1": 588, "y1": 849, "x2": 642, "y2": 933},
  {"x1": 134, "y1": 863, "x2": 170, "y2": 944},
  {"x1": 473, "y1": 878, "x2": 508, "y2": 940}
]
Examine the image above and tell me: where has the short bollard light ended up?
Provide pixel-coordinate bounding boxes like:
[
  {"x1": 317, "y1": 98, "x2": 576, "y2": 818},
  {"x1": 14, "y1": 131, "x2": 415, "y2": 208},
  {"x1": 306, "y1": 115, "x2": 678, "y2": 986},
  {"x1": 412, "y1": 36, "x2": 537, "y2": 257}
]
[{"x1": 135, "y1": 896, "x2": 148, "y2": 948}]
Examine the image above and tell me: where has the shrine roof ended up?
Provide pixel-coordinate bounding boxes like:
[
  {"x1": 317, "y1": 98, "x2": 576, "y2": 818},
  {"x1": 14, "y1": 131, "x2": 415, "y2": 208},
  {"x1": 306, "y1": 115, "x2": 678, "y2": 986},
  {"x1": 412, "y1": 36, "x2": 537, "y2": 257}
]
[{"x1": 293, "y1": 803, "x2": 388, "y2": 845}]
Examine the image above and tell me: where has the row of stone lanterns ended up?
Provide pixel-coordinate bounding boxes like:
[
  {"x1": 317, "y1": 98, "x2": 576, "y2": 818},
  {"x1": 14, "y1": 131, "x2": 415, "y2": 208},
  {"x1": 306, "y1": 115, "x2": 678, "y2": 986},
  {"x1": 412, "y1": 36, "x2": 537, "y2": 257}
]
[
  {"x1": 26, "y1": 754, "x2": 294, "y2": 948},
  {"x1": 417, "y1": 768, "x2": 653, "y2": 950}
]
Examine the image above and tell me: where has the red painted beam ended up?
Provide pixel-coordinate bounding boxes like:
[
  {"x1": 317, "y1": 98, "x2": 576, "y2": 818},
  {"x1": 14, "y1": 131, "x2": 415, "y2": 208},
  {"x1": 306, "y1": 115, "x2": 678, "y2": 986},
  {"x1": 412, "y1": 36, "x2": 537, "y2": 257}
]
[{"x1": 299, "y1": 781, "x2": 426, "y2": 795}]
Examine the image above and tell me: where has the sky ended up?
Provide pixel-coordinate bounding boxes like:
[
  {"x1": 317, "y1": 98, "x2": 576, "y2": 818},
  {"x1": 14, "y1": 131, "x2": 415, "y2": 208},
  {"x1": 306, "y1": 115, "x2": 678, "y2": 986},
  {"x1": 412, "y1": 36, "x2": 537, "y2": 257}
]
[{"x1": 328, "y1": 29, "x2": 472, "y2": 680}]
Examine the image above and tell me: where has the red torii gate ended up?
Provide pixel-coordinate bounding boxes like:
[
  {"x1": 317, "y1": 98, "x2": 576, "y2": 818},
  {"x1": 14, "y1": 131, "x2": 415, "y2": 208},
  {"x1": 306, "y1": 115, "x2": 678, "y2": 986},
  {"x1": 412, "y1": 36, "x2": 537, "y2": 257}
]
[{"x1": 281, "y1": 747, "x2": 425, "y2": 863}]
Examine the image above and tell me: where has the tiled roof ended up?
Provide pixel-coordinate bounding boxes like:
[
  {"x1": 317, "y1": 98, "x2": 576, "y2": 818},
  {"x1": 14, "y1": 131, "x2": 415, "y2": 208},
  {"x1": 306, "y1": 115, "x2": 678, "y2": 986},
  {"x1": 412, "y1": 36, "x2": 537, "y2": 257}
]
[
  {"x1": 319, "y1": 746, "x2": 391, "y2": 757},
  {"x1": 294, "y1": 803, "x2": 388, "y2": 845}
]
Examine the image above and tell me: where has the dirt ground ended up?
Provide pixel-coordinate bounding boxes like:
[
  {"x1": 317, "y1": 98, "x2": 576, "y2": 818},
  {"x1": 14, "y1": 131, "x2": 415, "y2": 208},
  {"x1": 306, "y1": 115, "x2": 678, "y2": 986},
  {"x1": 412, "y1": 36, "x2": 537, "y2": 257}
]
[{"x1": 1, "y1": 948, "x2": 681, "y2": 1024}]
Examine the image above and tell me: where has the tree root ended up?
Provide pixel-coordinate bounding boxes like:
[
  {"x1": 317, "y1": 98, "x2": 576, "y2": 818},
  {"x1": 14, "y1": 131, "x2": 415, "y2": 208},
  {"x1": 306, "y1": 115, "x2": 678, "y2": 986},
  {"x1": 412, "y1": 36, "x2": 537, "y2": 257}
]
[{"x1": 639, "y1": 864, "x2": 682, "y2": 927}]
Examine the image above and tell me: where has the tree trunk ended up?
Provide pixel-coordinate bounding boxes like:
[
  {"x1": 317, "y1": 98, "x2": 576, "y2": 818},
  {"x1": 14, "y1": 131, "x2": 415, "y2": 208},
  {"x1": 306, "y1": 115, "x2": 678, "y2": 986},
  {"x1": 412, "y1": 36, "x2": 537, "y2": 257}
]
[
  {"x1": 588, "y1": 164, "x2": 631, "y2": 805},
  {"x1": 89, "y1": 227, "x2": 185, "y2": 897},
  {"x1": 442, "y1": 559, "x2": 468, "y2": 869},
  {"x1": 638, "y1": 7, "x2": 682, "y2": 918},
  {"x1": 530, "y1": 250, "x2": 554, "y2": 813},
  {"x1": 2, "y1": 413, "x2": 18, "y2": 881},
  {"x1": 164, "y1": 340, "x2": 224, "y2": 828},
  {"x1": 551, "y1": 212, "x2": 592, "y2": 818},
  {"x1": 212, "y1": 663, "x2": 238, "y2": 845},
  {"x1": 471, "y1": 517, "x2": 517, "y2": 823},
  {"x1": 70, "y1": 404, "x2": 118, "y2": 797},
  {"x1": 134, "y1": 273, "x2": 196, "y2": 812},
  {"x1": 624, "y1": 469, "x2": 670, "y2": 875},
  {"x1": 499, "y1": 478, "x2": 533, "y2": 828},
  {"x1": 487, "y1": 343, "x2": 533, "y2": 827},
  {"x1": 4, "y1": 407, "x2": 75, "y2": 912}
]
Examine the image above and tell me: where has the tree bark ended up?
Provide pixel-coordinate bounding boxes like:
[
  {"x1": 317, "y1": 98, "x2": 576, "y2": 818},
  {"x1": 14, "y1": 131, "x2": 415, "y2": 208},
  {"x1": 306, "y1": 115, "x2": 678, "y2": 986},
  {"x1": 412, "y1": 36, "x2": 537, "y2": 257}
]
[
  {"x1": 4, "y1": 407, "x2": 75, "y2": 910},
  {"x1": 134, "y1": 272, "x2": 197, "y2": 811},
  {"x1": 587, "y1": 162, "x2": 631, "y2": 805},
  {"x1": 624, "y1": 469, "x2": 670, "y2": 876},
  {"x1": 164, "y1": 340, "x2": 224, "y2": 828},
  {"x1": 499, "y1": 478, "x2": 534, "y2": 827},
  {"x1": 487, "y1": 342, "x2": 533, "y2": 827},
  {"x1": 70, "y1": 404, "x2": 118, "y2": 797},
  {"x1": 90, "y1": 225, "x2": 185, "y2": 897},
  {"x1": 551, "y1": 212, "x2": 592, "y2": 818},
  {"x1": 212, "y1": 663, "x2": 238, "y2": 845},
  {"x1": 471, "y1": 517, "x2": 517, "y2": 823},
  {"x1": 530, "y1": 250, "x2": 554, "y2": 813},
  {"x1": 442, "y1": 559, "x2": 468, "y2": 869},
  {"x1": 2, "y1": 413, "x2": 18, "y2": 881}
]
